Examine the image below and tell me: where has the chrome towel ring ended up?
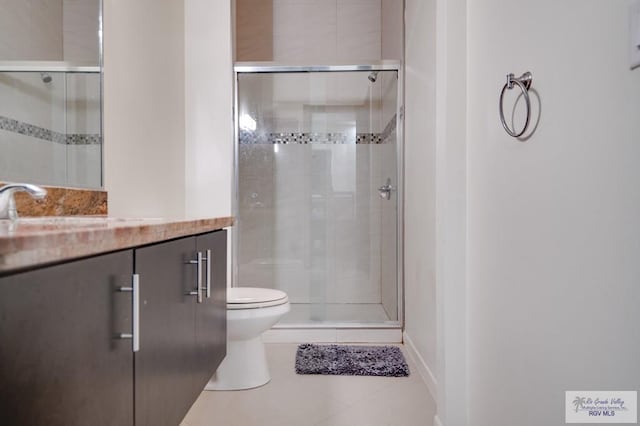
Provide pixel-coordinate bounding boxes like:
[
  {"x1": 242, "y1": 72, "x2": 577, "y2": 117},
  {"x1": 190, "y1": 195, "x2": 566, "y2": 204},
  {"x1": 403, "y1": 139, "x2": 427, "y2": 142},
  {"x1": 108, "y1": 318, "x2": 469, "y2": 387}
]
[{"x1": 499, "y1": 71, "x2": 533, "y2": 137}]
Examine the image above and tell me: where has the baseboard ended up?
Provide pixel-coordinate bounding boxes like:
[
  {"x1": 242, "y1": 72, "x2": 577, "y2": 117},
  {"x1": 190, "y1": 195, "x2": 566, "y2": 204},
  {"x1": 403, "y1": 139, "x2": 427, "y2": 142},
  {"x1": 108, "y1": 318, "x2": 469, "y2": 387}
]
[
  {"x1": 262, "y1": 328, "x2": 403, "y2": 343},
  {"x1": 434, "y1": 414, "x2": 443, "y2": 426},
  {"x1": 403, "y1": 331, "x2": 438, "y2": 400}
]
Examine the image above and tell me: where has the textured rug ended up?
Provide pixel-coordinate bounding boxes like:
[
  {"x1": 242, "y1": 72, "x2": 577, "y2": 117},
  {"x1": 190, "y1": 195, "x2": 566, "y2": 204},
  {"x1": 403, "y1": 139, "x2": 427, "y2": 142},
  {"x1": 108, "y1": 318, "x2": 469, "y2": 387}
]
[{"x1": 295, "y1": 344, "x2": 410, "y2": 377}]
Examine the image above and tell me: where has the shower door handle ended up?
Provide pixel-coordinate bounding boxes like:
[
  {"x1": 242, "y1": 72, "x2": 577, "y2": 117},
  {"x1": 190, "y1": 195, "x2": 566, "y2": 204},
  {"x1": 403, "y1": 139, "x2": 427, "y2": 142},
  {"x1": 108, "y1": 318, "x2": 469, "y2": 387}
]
[{"x1": 378, "y1": 178, "x2": 395, "y2": 200}]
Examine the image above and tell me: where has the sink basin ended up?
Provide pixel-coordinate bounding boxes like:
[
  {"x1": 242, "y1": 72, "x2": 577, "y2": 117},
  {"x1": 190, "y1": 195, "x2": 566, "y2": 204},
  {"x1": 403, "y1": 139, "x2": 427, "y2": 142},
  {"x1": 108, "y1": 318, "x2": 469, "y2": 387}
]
[
  {"x1": 0, "y1": 216, "x2": 163, "y2": 232},
  {"x1": 15, "y1": 216, "x2": 154, "y2": 224}
]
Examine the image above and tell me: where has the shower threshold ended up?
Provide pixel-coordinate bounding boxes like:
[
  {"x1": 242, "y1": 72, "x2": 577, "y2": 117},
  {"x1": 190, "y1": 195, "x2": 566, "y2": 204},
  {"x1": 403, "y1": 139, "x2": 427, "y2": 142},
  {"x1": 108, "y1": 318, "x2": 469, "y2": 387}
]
[
  {"x1": 278, "y1": 302, "x2": 396, "y2": 325},
  {"x1": 266, "y1": 323, "x2": 402, "y2": 343}
]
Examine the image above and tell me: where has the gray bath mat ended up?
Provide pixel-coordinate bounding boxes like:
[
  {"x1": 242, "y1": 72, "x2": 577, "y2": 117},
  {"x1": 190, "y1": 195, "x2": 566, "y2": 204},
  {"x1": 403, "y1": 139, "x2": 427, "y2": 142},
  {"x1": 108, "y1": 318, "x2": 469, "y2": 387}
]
[{"x1": 295, "y1": 344, "x2": 410, "y2": 377}]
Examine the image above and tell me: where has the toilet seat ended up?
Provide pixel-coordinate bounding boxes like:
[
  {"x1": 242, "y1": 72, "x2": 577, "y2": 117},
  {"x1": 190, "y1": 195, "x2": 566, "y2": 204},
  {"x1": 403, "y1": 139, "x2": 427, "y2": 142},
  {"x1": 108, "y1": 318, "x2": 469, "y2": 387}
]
[{"x1": 227, "y1": 287, "x2": 289, "y2": 309}]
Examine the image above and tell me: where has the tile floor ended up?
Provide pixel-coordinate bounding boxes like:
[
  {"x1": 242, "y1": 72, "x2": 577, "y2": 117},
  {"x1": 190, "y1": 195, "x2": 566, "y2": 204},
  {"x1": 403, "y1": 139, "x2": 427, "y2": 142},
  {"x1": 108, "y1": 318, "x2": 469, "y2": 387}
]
[{"x1": 182, "y1": 343, "x2": 436, "y2": 426}]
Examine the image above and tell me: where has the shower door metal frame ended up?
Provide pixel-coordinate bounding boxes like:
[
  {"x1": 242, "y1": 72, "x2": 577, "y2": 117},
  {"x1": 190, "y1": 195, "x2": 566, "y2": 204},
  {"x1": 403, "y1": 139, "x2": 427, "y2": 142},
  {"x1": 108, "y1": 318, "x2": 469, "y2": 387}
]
[{"x1": 232, "y1": 61, "x2": 404, "y2": 329}]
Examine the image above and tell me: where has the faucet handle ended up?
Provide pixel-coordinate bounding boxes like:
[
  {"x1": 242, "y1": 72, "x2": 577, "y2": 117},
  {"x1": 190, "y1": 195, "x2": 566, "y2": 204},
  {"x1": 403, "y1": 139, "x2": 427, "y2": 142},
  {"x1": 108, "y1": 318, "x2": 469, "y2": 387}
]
[{"x1": 0, "y1": 183, "x2": 47, "y2": 220}]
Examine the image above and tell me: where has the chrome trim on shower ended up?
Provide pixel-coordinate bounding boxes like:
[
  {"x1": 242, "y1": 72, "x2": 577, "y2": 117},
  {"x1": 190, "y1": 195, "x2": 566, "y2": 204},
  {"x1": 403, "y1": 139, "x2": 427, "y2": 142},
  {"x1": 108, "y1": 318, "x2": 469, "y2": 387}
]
[
  {"x1": 234, "y1": 61, "x2": 401, "y2": 73},
  {"x1": 396, "y1": 67, "x2": 405, "y2": 332},
  {"x1": 231, "y1": 63, "x2": 240, "y2": 289},
  {"x1": 99, "y1": 0, "x2": 104, "y2": 189},
  {"x1": 0, "y1": 62, "x2": 100, "y2": 73}
]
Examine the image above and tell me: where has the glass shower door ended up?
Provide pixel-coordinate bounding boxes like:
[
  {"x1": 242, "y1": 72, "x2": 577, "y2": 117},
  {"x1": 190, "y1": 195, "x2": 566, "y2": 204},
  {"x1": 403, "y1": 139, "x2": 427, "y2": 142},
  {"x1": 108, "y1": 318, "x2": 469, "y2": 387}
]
[{"x1": 235, "y1": 66, "x2": 400, "y2": 326}]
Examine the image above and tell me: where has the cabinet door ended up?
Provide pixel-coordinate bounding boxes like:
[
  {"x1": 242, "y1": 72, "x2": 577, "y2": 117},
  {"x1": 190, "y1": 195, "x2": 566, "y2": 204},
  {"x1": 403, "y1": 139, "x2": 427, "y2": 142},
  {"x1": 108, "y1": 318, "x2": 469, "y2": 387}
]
[
  {"x1": 134, "y1": 237, "x2": 199, "y2": 426},
  {"x1": 194, "y1": 230, "x2": 227, "y2": 389},
  {"x1": 0, "y1": 251, "x2": 134, "y2": 426}
]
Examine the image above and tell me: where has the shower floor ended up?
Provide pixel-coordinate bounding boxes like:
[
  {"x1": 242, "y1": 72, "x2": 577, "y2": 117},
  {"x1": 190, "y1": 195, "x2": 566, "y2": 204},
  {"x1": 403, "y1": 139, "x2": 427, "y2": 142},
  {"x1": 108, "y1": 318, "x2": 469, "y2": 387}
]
[{"x1": 277, "y1": 303, "x2": 394, "y2": 326}]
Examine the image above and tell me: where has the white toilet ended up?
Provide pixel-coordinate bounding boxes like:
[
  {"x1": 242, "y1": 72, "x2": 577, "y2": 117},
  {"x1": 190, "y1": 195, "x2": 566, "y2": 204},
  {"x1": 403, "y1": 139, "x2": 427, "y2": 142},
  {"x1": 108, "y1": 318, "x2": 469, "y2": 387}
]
[{"x1": 205, "y1": 287, "x2": 290, "y2": 391}]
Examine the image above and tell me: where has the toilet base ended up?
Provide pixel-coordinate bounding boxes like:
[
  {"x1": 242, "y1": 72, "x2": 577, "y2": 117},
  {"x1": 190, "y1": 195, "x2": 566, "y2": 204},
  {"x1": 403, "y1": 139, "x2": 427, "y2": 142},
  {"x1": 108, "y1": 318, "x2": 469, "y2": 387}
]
[{"x1": 205, "y1": 336, "x2": 271, "y2": 391}]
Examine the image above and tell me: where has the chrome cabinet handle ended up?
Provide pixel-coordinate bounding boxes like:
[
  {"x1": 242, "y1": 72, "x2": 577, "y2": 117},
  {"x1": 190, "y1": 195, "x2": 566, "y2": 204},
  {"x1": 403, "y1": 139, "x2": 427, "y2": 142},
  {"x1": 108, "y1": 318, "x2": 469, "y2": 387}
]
[
  {"x1": 203, "y1": 249, "x2": 211, "y2": 299},
  {"x1": 118, "y1": 274, "x2": 140, "y2": 353},
  {"x1": 186, "y1": 252, "x2": 203, "y2": 303}
]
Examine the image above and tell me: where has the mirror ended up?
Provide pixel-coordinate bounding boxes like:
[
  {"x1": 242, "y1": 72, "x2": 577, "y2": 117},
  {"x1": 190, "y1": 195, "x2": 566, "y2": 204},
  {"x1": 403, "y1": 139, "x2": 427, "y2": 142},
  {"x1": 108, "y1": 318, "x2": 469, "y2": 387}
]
[{"x1": 0, "y1": 0, "x2": 102, "y2": 189}]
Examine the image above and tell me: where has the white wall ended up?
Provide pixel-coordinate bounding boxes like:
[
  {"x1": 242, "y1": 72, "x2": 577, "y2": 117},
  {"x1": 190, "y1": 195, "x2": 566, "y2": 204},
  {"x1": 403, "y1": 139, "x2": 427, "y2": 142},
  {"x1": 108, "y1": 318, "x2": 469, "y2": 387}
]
[
  {"x1": 184, "y1": 0, "x2": 233, "y2": 219},
  {"x1": 433, "y1": 0, "x2": 468, "y2": 424},
  {"x1": 403, "y1": 0, "x2": 438, "y2": 395},
  {"x1": 466, "y1": 1, "x2": 640, "y2": 426},
  {"x1": 104, "y1": 0, "x2": 234, "y2": 219},
  {"x1": 103, "y1": 0, "x2": 186, "y2": 218},
  {"x1": 405, "y1": 1, "x2": 470, "y2": 425}
]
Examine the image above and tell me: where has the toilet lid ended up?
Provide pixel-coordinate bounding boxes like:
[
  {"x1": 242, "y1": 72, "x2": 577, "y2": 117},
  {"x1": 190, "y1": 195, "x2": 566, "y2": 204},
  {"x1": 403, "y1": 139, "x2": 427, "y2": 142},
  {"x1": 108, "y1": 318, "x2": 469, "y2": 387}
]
[{"x1": 227, "y1": 287, "x2": 289, "y2": 309}]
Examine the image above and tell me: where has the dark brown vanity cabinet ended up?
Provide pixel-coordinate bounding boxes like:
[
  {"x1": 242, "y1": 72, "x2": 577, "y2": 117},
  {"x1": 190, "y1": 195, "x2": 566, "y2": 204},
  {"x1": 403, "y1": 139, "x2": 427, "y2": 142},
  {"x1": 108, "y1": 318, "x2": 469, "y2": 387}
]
[
  {"x1": 194, "y1": 231, "x2": 228, "y2": 387},
  {"x1": 134, "y1": 231, "x2": 227, "y2": 426},
  {"x1": 0, "y1": 230, "x2": 227, "y2": 426},
  {"x1": 0, "y1": 250, "x2": 135, "y2": 426}
]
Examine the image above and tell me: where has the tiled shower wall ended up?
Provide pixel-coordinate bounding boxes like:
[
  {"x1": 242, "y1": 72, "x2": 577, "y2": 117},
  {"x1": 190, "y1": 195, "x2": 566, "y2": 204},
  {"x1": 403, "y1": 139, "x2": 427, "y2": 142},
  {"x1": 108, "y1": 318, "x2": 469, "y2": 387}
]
[
  {"x1": 0, "y1": 0, "x2": 100, "y2": 62},
  {"x1": 236, "y1": 0, "x2": 403, "y2": 62},
  {"x1": 63, "y1": 0, "x2": 101, "y2": 63},
  {"x1": 238, "y1": 71, "x2": 396, "y2": 142},
  {"x1": 238, "y1": 143, "x2": 396, "y2": 308},
  {"x1": 272, "y1": 0, "x2": 382, "y2": 62},
  {"x1": 0, "y1": 0, "x2": 63, "y2": 61}
]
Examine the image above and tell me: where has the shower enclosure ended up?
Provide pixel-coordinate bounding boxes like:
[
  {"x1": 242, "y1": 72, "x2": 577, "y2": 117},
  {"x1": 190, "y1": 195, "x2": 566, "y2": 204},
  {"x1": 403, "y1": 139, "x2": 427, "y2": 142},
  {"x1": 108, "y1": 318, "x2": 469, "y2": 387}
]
[
  {"x1": 234, "y1": 62, "x2": 402, "y2": 328},
  {"x1": 0, "y1": 65, "x2": 102, "y2": 188}
]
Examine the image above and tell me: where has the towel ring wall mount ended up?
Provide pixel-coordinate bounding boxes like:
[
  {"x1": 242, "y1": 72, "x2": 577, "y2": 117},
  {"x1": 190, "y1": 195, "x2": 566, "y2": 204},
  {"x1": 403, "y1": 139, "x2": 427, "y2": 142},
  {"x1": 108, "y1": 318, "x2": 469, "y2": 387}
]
[{"x1": 499, "y1": 71, "x2": 533, "y2": 137}]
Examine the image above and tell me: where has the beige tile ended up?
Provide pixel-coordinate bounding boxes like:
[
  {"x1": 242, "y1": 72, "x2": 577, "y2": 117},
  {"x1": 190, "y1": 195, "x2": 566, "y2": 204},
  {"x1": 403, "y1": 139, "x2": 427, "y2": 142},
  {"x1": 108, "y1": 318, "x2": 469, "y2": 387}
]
[
  {"x1": 30, "y1": 0, "x2": 64, "y2": 60},
  {"x1": 273, "y1": 0, "x2": 337, "y2": 62},
  {"x1": 184, "y1": 343, "x2": 435, "y2": 426},
  {"x1": 316, "y1": 380, "x2": 436, "y2": 426},
  {"x1": 299, "y1": 373, "x2": 392, "y2": 407},
  {"x1": 63, "y1": 0, "x2": 101, "y2": 63},
  {"x1": 0, "y1": 0, "x2": 30, "y2": 59},
  {"x1": 381, "y1": 0, "x2": 403, "y2": 60},
  {"x1": 336, "y1": 0, "x2": 382, "y2": 61}
]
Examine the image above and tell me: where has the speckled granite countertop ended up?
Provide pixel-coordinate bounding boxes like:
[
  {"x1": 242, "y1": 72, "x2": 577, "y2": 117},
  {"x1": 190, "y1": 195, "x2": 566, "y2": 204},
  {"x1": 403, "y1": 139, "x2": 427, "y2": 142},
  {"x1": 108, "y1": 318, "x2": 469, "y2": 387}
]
[{"x1": 0, "y1": 216, "x2": 234, "y2": 274}]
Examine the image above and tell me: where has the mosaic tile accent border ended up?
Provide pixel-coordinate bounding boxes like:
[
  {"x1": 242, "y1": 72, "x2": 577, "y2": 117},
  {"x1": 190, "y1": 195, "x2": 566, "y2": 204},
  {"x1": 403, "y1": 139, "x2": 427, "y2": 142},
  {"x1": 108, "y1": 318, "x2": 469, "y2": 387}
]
[
  {"x1": 356, "y1": 133, "x2": 383, "y2": 144},
  {"x1": 239, "y1": 114, "x2": 398, "y2": 146},
  {"x1": 240, "y1": 130, "x2": 384, "y2": 145},
  {"x1": 0, "y1": 115, "x2": 101, "y2": 146}
]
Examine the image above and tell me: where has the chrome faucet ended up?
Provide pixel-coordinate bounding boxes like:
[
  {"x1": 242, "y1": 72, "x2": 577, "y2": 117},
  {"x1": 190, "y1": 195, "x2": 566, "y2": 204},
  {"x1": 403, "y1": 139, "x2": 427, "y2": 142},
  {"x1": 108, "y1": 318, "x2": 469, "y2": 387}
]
[{"x1": 0, "y1": 183, "x2": 47, "y2": 220}]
